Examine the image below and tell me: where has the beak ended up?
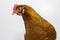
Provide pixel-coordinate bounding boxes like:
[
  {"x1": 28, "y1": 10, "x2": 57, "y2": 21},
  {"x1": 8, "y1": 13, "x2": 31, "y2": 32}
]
[
  {"x1": 12, "y1": 12, "x2": 15, "y2": 15},
  {"x1": 12, "y1": 11, "x2": 17, "y2": 15}
]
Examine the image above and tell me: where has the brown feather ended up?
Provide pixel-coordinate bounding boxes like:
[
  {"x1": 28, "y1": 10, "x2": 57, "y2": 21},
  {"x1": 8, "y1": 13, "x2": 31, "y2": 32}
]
[
  {"x1": 22, "y1": 5, "x2": 56, "y2": 40},
  {"x1": 13, "y1": 5, "x2": 56, "y2": 40}
]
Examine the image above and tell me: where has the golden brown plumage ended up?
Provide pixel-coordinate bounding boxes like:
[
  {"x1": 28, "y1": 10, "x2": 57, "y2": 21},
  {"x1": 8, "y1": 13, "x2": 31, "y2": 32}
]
[{"x1": 12, "y1": 4, "x2": 56, "y2": 40}]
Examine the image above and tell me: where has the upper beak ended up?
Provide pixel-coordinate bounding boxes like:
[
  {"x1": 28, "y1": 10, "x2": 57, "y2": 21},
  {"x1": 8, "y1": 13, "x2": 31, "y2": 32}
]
[{"x1": 12, "y1": 12, "x2": 15, "y2": 15}]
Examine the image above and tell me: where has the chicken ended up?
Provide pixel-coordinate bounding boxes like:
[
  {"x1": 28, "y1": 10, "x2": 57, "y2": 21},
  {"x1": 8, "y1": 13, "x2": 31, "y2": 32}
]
[{"x1": 12, "y1": 4, "x2": 56, "y2": 40}]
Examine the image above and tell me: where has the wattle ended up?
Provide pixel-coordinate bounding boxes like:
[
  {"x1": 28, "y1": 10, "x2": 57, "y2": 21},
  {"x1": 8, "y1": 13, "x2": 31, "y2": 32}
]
[{"x1": 17, "y1": 12, "x2": 22, "y2": 16}]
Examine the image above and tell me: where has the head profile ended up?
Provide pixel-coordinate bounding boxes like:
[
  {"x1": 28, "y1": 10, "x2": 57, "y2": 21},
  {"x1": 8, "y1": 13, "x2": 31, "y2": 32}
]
[{"x1": 12, "y1": 4, "x2": 33, "y2": 16}]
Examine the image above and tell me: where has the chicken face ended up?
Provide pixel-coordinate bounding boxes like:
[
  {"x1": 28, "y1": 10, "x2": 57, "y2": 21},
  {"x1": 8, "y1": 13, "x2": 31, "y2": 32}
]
[
  {"x1": 12, "y1": 4, "x2": 34, "y2": 16},
  {"x1": 12, "y1": 4, "x2": 25, "y2": 16}
]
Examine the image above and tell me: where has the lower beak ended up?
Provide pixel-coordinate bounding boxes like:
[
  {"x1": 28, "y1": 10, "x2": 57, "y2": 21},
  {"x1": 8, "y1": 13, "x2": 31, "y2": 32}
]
[
  {"x1": 12, "y1": 12, "x2": 16, "y2": 15},
  {"x1": 12, "y1": 13, "x2": 14, "y2": 15}
]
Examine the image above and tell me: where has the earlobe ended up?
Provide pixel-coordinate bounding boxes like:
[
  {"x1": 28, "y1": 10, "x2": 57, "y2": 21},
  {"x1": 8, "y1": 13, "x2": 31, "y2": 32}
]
[{"x1": 22, "y1": 9, "x2": 25, "y2": 14}]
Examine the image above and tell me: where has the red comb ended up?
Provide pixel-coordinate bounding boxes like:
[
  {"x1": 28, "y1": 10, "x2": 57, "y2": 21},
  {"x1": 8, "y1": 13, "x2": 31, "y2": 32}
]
[{"x1": 13, "y1": 4, "x2": 18, "y2": 11}]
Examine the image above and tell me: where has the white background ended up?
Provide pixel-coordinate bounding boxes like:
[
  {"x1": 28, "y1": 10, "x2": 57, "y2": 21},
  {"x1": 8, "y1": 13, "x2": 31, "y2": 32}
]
[{"x1": 0, "y1": 0, "x2": 60, "y2": 40}]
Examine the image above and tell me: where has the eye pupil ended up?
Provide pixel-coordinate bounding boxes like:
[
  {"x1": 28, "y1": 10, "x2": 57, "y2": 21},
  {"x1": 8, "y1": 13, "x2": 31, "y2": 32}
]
[{"x1": 18, "y1": 7, "x2": 20, "y2": 10}]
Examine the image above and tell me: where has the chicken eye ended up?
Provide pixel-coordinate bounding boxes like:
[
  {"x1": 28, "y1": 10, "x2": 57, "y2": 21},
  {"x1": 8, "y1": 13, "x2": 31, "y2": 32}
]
[
  {"x1": 17, "y1": 7, "x2": 21, "y2": 10},
  {"x1": 16, "y1": 6, "x2": 25, "y2": 14},
  {"x1": 18, "y1": 8, "x2": 20, "y2": 10}
]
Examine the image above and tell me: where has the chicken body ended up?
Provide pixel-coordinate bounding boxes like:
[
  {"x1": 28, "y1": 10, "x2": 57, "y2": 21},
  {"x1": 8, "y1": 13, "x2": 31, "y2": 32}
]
[{"x1": 13, "y1": 5, "x2": 56, "y2": 40}]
